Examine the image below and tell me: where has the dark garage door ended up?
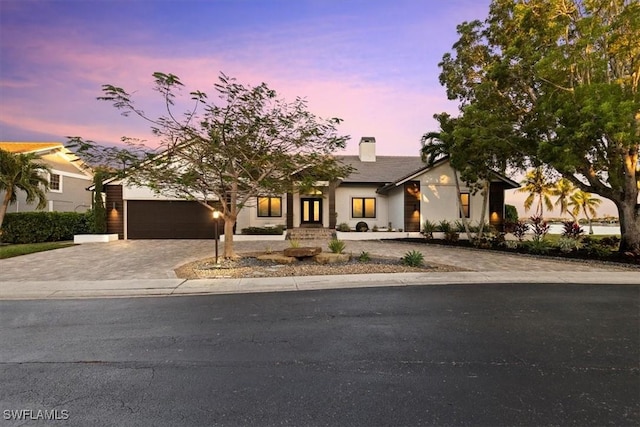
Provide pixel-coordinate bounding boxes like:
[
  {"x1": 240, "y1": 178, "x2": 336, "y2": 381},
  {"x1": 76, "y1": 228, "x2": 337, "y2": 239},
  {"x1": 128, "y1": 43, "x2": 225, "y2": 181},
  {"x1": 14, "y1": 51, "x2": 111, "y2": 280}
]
[{"x1": 127, "y1": 200, "x2": 216, "y2": 239}]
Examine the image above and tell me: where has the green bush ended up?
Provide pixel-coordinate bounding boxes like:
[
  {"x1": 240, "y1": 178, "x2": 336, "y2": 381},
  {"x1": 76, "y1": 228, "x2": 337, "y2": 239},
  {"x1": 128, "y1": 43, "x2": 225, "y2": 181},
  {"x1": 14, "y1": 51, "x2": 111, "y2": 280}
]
[
  {"x1": 241, "y1": 225, "x2": 284, "y2": 235},
  {"x1": 328, "y1": 239, "x2": 346, "y2": 254},
  {"x1": 1, "y1": 211, "x2": 92, "y2": 244},
  {"x1": 336, "y1": 222, "x2": 351, "y2": 232},
  {"x1": 358, "y1": 251, "x2": 371, "y2": 262},
  {"x1": 422, "y1": 219, "x2": 437, "y2": 238},
  {"x1": 437, "y1": 220, "x2": 452, "y2": 233},
  {"x1": 401, "y1": 250, "x2": 424, "y2": 267}
]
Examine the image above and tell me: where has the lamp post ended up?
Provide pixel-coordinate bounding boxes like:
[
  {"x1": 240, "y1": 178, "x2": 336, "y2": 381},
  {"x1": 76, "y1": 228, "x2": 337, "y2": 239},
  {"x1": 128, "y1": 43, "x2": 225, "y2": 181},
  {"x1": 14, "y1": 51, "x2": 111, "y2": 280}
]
[{"x1": 213, "y1": 210, "x2": 220, "y2": 265}]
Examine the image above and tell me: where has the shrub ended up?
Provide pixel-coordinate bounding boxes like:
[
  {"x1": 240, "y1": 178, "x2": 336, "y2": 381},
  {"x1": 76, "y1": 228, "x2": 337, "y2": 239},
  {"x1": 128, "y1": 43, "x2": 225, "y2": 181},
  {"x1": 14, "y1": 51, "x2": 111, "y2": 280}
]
[
  {"x1": 355, "y1": 221, "x2": 369, "y2": 232},
  {"x1": 372, "y1": 225, "x2": 379, "y2": 232},
  {"x1": 241, "y1": 225, "x2": 284, "y2": 235},
  {"x1": 289, "y1": 239, "x2": 301, "y2": 248},
  {"x1": 453, "y1": 220, "x2": 465, "y2": 233},
  {"x1": 599, "y1": 236, "x2": 620, "y2": 248},
  {"x1": 525, "y1": 239, "x2": 552, "y2": 255},
  {"x1": 444, "y1": 230, "x2": 460, "y2": 242},
  {"x1": 561, "y1": 221, "x2": 584, "y2": 239},
  {"x1": 529, "y1": 216, "x2": 549, "y2": 242},
  {"x1": 328, "y1": 239, "x2": 346, "y2": 254},
  {"x1": 358, "y1": 251, "x2": 371, "y2": 262},
  {"x1": 0, "y1": 211, "x2": 92, "y2": 244},
  {"x1": 511, "y1": 220, "x2": 529, "y2": 241},
  {"x1": 505, "y1": 204, "x2": 519, "y2": 223},
  {"x1": 422, "y1": 219, "x2": 437, "y2": 239},
  {"x1": 401, "y1": 250, "x2": 424, "y2": 267},
  {"x1": 437, "y1": 220, "x2": 452, "y2": 233},
  {"x1": 336, "y1": 222, "x2": 351, "y2": 232},
  {"x1": 557, "y1": 237, "x2": 579, "y2": 253}
]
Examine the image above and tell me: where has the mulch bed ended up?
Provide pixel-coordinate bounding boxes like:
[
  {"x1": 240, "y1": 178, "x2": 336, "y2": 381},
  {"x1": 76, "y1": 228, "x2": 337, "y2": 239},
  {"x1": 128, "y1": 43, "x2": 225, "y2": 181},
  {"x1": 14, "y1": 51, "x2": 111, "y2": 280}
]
[{"x1": 175, "y1": 252, "x2": 466, "y2": 279}]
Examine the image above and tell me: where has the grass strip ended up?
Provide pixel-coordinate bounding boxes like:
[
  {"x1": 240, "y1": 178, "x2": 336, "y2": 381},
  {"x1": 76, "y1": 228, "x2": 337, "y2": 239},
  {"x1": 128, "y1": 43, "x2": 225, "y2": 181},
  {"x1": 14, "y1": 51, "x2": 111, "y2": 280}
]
[{"x1": 0, "y1": 242, "x2": 76, "y2": 259}]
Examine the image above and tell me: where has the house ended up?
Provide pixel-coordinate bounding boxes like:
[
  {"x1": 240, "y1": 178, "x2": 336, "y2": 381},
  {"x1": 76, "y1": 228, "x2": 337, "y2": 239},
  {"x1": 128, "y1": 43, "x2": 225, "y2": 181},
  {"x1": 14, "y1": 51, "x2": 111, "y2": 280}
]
[
  {"x1": 101, "y1": 137, "x2": 518, "y2": 239},
  {"x1": 0, "y1": 142, "x2": 93, "y2": 213}
]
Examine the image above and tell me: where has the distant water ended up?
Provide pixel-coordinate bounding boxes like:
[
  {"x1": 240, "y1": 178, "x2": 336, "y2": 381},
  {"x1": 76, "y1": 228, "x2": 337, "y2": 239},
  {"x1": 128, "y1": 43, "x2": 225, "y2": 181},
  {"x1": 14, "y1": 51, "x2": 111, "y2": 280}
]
[{"x1": 546, "y1": 223, "x2": 620, "y2": 235}]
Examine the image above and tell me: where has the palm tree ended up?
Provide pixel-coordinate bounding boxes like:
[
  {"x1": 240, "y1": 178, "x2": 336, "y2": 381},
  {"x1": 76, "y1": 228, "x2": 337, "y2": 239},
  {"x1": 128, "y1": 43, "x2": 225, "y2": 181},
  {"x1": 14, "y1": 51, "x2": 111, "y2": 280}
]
[
  {"x1": 569, "y1": 190, "x2": 602, "y2": 235},
  {"x1": 0, "y1": 149, "x2": 50, "y2": 229},
  {"x1": 518, "y1": 168, "x2": 555, "y2": 219},
  {"x1": 553, "y1": 178, "x2": 578, "y2": 222}
]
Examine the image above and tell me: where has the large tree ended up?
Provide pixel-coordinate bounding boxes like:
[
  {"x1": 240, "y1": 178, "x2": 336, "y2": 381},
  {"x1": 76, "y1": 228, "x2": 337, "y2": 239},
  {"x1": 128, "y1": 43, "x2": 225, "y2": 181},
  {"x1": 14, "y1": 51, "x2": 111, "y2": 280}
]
[
  {"x1": 439, "y1": 0, "x2": 640, "y2": 255},
  {"x1": 0, "y1": 149, "x2": 50, "y2": 230},
  {"x1": 94, "y1": 72, "x2": 350, "y2": 258}
]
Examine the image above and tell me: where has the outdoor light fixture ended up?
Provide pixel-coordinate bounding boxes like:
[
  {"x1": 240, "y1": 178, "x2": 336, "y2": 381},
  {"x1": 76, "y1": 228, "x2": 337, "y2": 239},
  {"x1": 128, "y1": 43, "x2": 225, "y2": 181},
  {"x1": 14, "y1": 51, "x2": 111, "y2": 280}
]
[
  {"x1": 112, "y1": 202, "x2": 117, "y2": 210},
  {"x1": 213, "y1": 210, "x2": 220, "y2": 265}
]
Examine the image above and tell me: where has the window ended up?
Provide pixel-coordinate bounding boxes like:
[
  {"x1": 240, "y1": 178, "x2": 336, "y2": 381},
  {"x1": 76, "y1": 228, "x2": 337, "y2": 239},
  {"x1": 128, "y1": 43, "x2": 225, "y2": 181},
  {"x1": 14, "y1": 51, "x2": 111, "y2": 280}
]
[
  {"x1": 257, "y1": 197, "x2": 282, "y2": 217},
  {"x1": 459, "y1": 192, "x2": 470, "y2": 218},
  {"x1": 49, "y1": 173, "x2": 61, "y2": 192},
  {"x1": 352, "y1": 197, "x2": 376, "y2": 218}
]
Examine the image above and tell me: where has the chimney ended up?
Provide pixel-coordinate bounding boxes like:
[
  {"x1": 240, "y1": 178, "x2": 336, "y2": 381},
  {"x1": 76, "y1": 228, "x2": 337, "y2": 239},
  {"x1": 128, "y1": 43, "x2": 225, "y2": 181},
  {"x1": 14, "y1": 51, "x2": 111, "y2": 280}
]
[{"x1": 358, "y1": 137, "x2": 376, "y2": 162}]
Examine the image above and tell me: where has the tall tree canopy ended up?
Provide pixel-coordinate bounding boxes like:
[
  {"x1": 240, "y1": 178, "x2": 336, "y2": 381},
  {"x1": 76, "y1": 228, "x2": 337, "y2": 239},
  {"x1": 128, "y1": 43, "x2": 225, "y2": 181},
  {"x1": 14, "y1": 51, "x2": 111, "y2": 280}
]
[
  {"x1": 87, "y1": 72, "x2": 351, "y2": 257},
  {"x1": 439, "y1": 0, "x2": 640, "y2": 255}
]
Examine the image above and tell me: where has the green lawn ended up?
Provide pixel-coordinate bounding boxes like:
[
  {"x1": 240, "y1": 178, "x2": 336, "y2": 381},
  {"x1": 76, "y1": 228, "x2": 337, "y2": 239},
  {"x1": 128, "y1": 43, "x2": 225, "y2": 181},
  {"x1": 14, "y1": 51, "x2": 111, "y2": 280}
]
[{"x1": 0, "y1": 242, "x2": 76, "y2": 259}]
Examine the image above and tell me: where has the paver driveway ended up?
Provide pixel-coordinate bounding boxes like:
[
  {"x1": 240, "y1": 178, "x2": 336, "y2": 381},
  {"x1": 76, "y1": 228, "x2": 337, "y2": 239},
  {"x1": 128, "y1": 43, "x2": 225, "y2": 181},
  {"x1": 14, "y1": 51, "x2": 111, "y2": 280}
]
[{"x1": 0, "y1": 239, "x2": 633, "y2": 282}]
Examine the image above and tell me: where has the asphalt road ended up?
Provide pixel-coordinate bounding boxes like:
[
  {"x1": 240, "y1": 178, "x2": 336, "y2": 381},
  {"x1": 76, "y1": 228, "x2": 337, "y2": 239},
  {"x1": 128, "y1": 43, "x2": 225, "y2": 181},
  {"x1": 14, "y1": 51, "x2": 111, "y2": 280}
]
[{"x1": 1, "y1": 284, "x2": 638, "y2": 426}]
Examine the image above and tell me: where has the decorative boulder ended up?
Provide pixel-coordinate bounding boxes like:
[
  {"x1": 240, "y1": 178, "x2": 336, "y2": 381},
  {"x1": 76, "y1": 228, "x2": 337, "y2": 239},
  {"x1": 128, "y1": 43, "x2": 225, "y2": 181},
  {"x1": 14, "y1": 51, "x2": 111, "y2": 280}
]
[
  {"x1": 257, "y1": 254, "x2": 297, "y2": 264},
  {"x1": 314, "y1": 253, "x2": 351, "y2": 264},
  {"x1": 283, "y1": 247, "x2": 322, "y2": 258}
]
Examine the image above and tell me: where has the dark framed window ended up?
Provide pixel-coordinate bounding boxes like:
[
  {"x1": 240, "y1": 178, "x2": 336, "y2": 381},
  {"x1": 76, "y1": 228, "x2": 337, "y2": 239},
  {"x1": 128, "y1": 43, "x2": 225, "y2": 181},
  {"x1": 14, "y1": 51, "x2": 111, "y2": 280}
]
[
  {"x1": 352, "y1": 197, "x2": 376, "y2": 218},
  {"x1": 49, "y1": 173, "x2": 61, "y2": 191},
  {"x1": 257, "y1": 196, "x2": 282, "y2": 217},
  {"x1": 459, "y1": 192, "x2": 470, "y2": 218}
]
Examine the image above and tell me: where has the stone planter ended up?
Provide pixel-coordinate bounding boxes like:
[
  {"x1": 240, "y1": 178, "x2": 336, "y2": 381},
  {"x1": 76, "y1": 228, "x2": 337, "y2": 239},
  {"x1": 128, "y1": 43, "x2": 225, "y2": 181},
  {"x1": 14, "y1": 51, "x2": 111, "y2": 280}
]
[{"x1": 73, "y1": 234, "x2": 119, "y2": 243}]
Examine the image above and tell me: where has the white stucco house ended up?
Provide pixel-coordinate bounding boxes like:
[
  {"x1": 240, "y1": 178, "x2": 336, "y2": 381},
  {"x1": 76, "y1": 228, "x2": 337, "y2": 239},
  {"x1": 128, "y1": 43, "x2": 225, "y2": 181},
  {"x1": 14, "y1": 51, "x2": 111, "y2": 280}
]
[{"x1": 101, "y1": 137, "x2": 518, "y2": 239}]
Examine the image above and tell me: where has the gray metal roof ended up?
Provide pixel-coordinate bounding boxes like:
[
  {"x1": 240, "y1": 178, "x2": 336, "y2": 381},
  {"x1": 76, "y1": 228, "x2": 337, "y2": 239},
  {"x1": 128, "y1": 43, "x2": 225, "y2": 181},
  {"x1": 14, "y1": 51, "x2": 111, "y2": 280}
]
[{"x1": 337, "y1": 155, "x2": 427, "y2": 184}]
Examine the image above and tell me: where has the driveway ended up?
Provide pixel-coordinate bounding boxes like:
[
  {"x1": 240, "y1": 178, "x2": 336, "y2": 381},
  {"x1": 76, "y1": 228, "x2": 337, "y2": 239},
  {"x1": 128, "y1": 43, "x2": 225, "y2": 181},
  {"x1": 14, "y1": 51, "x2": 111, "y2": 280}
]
[{"x1": 0, "y1": 239, "x2": 635, "y2": 282}]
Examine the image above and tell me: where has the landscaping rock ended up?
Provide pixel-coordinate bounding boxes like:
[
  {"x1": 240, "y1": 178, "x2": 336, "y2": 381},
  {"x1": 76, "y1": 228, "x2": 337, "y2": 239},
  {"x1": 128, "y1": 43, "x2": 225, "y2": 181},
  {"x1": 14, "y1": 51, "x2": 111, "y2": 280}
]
[
  {"x1": 314, "y1": 253, "x2": 351, "y2": 264},
  {"x1": 283, "y1": 247, "x2": 322, "y2": 258},
  {"x1": 256, "y1": 254, "x2": 297, "y2": 264}
]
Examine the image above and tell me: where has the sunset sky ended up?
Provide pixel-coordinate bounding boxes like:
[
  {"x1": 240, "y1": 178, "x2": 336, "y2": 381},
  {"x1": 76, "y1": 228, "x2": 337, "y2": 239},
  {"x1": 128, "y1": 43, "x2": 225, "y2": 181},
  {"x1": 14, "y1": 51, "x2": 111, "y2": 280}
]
[
  {"x1": 0, "y1": 0, "x2": 619, "y2": 216},
  {"x1": 0, "y1": 0, "x2": 492, "y2": 154}
]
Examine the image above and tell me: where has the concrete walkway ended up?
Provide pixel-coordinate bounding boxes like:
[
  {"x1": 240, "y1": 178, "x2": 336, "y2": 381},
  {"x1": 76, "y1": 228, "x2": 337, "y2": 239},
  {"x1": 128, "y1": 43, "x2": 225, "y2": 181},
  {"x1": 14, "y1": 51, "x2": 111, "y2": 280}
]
[{"x1": 1, "y1": 239, "x2": 638, "y2": 299}]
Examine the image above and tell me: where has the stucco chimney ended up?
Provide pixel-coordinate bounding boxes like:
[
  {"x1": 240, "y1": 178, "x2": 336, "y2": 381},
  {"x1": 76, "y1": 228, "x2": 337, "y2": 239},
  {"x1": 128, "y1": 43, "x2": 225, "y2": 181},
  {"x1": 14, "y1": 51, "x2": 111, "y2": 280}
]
[{"x1": 358, "y1": 137, "x2": 376, "y2": 162}]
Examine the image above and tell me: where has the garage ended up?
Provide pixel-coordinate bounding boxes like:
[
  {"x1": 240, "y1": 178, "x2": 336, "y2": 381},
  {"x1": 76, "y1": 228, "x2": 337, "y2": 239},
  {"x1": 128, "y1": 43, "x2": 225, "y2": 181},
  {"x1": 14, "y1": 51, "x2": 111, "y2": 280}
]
[{"x1": 127, "y1": 200, "x2": 217, "y2": 239}]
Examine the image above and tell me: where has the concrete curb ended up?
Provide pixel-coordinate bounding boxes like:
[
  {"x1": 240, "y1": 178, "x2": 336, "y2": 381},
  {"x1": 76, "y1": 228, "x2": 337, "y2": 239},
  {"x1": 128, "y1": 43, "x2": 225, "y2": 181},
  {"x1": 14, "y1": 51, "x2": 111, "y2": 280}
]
[{"x1": 1, "y1": 272, "x2": 638, "y2": 300}]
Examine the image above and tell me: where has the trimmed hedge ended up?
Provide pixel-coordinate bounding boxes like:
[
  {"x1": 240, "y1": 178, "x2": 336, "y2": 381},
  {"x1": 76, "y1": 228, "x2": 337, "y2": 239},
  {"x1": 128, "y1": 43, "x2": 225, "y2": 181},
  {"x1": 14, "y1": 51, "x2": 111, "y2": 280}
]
[
  {"x1": 0, "y1": 211, "x2": 93, "y2": 244},
  {"x1": 241, "y1": 225, "x2": 285, "y2": 235}
]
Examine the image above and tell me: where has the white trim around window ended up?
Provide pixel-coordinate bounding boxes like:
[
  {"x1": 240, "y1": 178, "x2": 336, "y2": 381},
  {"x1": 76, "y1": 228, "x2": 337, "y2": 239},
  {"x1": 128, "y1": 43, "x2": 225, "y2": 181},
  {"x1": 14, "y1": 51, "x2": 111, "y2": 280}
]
[{"x1": 48, "y1": 173, "x2": 62, "y2": 193}]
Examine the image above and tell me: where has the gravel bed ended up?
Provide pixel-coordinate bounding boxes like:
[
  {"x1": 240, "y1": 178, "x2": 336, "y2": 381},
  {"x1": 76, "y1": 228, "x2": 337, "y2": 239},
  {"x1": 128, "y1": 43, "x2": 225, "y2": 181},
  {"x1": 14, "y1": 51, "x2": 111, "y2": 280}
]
[{"x1": 175, "y1": 252, "x2": 465, "y2": 279}]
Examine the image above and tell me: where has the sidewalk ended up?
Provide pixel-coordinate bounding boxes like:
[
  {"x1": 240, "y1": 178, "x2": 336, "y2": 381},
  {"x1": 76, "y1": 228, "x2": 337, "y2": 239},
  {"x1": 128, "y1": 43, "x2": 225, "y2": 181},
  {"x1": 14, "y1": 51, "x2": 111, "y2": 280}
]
[{"x1": 1, "y1": 240, "x2": 638, "y2": 300}]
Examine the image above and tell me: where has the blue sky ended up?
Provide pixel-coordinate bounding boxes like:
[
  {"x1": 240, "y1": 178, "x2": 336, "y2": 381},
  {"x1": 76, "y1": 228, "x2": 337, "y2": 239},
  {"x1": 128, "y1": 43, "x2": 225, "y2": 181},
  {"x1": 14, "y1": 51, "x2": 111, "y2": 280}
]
[{"x1": 0, "y1": 0, "x2": 492, "y2": 156}]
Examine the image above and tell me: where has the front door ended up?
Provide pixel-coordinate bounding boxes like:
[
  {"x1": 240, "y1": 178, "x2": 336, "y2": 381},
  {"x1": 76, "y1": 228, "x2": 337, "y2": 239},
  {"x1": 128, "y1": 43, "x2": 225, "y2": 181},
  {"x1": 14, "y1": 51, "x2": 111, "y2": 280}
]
[{"x1": 300, "y1": 198, "x2": 323, "y2": 227}]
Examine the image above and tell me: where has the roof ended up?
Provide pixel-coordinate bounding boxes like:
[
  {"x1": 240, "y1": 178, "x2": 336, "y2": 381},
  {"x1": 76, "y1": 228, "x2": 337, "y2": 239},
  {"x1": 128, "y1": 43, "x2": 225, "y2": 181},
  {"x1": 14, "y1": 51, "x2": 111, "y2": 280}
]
[
  {"x1": 339, "y1": 154, "x2": 519, "y2": 192},
  {"x1": 0, "y1": 142, "x2": 64, "y2": 153},
  {"x1": 0, "y1": 141, "x2": 93, "y2": 178},
  {"x1": 338, "y1": 155, "x2": 426, "y2": 184}
]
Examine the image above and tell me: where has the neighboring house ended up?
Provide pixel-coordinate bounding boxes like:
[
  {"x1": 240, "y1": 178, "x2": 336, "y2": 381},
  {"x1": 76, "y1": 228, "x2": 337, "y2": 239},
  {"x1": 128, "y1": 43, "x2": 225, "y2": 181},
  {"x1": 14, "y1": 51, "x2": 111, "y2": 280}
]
[
  {"x1": 101, "y1": 137, "x2": 518, "y2": 239},
  {"x1": 0, "y1": 142, "x2": 93, "y2": 213}
]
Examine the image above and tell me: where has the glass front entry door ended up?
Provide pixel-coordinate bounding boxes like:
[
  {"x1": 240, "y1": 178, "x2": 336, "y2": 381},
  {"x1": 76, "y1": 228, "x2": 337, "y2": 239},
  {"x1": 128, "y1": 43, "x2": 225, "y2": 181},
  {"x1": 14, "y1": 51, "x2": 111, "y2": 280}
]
[{"x1": 300, "y1": 198, "x2": 322, "y2": 226}]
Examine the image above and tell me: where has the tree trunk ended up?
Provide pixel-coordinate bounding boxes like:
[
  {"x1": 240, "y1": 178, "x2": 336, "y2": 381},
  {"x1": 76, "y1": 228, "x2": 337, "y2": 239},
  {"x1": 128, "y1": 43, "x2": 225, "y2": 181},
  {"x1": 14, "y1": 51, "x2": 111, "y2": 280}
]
[
  {"x1": 617, "y1": 200, "x2": 640, "y2": 255},
  {"x1": 476, "y1": 180, "x2": 490, "y2": 239},
  {"x1": 453, "y1": 170, "x2": 472, "y2": 240},
  {"x1": 223, "y1": 217, "x2": 237, "y2": 259},
  {"x1": 0, "y1": 189, "x2": 13, "y2": 231}
]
